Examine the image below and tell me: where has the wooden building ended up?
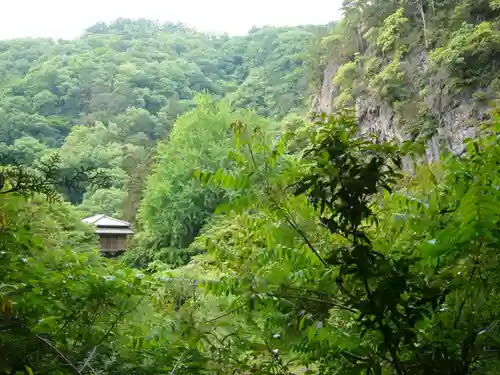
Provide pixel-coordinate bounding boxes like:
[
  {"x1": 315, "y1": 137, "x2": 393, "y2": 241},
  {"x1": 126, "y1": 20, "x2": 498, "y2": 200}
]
[{"x1": 83, "y1": 214, "x2": 134, "y2": 256}]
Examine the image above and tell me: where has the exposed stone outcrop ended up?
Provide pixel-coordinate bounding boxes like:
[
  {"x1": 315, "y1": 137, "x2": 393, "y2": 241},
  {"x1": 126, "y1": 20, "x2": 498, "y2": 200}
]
[
  {"x1": 313, "y1": 52, "x2": 492, "y2": 162},
  {"x1": 310, "y1": 59, "x2": 340, "y2": 116}
]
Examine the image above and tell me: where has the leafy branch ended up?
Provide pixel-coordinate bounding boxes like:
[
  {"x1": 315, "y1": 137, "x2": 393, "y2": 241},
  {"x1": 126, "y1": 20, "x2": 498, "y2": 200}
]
[{"x1": 0, "y1": 153, "x2": 110, "y2": 201}]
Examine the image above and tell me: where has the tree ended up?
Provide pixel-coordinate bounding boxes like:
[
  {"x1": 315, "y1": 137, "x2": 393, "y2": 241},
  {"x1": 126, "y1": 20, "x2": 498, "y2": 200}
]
[
  {"x1": 0, "y1": 150, "x2": 165, "y2": 375},
  {"x1": 32, "y1": 89, "x2": 59, "y2": 115},
  {"x1": 129, "y1": 94, "x2": 274, "y2": 267},
  {"x1": 189, "y1": 113, "x2": 500, "y2": 375},
  {"x1": 0, "y1": 19, "x2": 322, "y2": 217},
  {"x1": 0, "y1": 192, "x2": 153, "y2": 374}
]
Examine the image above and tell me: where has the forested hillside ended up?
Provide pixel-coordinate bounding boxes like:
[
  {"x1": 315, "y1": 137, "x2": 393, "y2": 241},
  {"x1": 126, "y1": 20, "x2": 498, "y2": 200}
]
[
  {"x1": 3, "y1": 2, "x2": 500, "y2": 374},
  {"x1": 0, "y1": 19, "x2": 327, "y2": 218}
]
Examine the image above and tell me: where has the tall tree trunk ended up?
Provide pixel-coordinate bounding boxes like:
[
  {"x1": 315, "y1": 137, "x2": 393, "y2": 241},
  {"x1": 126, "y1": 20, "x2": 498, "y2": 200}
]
[{"x1": 417, "y1": 0, "x2": 429, "y2": 49}]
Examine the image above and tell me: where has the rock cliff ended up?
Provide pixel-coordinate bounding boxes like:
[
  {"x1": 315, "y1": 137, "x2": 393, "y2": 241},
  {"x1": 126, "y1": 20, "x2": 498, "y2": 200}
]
[
  {"x1": 310, "y1": 2, "x2": 500, "y2": 162},
  {"x1": 312, "y1": 53, "x2": 492, "y2": 162}
]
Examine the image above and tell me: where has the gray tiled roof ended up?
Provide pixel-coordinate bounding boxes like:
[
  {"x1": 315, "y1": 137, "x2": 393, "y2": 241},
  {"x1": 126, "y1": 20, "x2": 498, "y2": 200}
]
[
  {"x1": 83, "y1": 214, "x2": 132, "y2": 227},
  {"x1": 95, "y1": 227, "x2": 134, "y2": 235},
  {"x1": 83, "y1": 214, "x2": 134, "y2": 235}
]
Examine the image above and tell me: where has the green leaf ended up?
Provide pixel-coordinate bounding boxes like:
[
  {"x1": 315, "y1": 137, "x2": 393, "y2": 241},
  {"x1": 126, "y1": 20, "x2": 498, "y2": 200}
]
[{"x1": 298, "y1": 315, "x2": 306, "y2": 331}]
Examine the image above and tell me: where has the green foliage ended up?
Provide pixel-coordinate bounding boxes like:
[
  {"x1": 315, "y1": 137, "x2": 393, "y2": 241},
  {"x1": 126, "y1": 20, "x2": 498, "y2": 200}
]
[
  {"x1": 431, "y1": 21, "x2": 500, "y2": 85},
  {"x1": 127, "y1": 95, "x2": 275, "y2": 267},
  {"x1": 0, "y1": 152, "x2": 110, "y2": 202},
  {"x1": 393, "y1": 101, "x2": 439, "y2": 138},
  {"x1": 6, "y1": 9, "x2": 500, "y2": 375},
  {"x1": 0, "y1": 19, "x2": 323, "y2": 218},
  {"x1": 368, "y1": 54, "x2": 407, "y2": 102},
  {"x1": 183, "y1": 113, "x2": 500, "y2": 375},
  {"x1": 376, "y1": 8, "x2": 409, "y2": 53},
  {"x1": 78, "y1": 187, "x2": 128, "y2": 218},
  {"x1": 317, "y1": 0, "x2": 500, "y2": 136},
  {"x1": 4, "y1": 108, "x2": 500, "y2": 375},
  {"x1": 0, "y1": 190, "x2": 151, "y2": 374},
  {"x1": 332, "y1": 61, "x2": 360, "y2": 108},
  {"x1": 228, "y1": 26, "x2": 325, "y2": 118}
]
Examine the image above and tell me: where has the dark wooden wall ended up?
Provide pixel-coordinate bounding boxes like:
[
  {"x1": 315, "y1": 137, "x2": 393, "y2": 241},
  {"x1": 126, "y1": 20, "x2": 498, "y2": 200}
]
[{"x1": 99, "y1": 234, "x2": 127, "y2": 252}]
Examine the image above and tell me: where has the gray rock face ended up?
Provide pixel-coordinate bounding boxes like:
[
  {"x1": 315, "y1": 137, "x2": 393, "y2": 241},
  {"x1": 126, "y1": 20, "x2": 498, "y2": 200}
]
[
  {"x1": 311, "y1": 59, "x2": 340, "y2": 116},
  {"x1": 313, "y1": 54, "x2": 491, "y2": 162},
  {"x1": 356, "y1": 97, "x2": 402, "y2": 142}
]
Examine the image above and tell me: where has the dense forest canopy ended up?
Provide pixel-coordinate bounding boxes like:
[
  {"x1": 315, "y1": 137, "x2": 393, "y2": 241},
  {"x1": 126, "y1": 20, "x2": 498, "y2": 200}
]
[
  {"x1": 0, "y1": 18, "x2": 327, "y2": 146},
  {"x1": 0, "y1": 18, "x2": 329, "y2": 218},
  {"x1": 2, "y1": 1, "x2": 500, "y2": 374}
]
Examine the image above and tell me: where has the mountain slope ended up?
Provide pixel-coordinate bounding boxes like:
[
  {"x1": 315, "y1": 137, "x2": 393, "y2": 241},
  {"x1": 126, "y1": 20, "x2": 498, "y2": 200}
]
[
  {"x1": 0, "y1": 19, "x2": 328, "y2": 218},
  {"x1": 0, "y1": 19, "x2": 327, "y2": 147}
]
